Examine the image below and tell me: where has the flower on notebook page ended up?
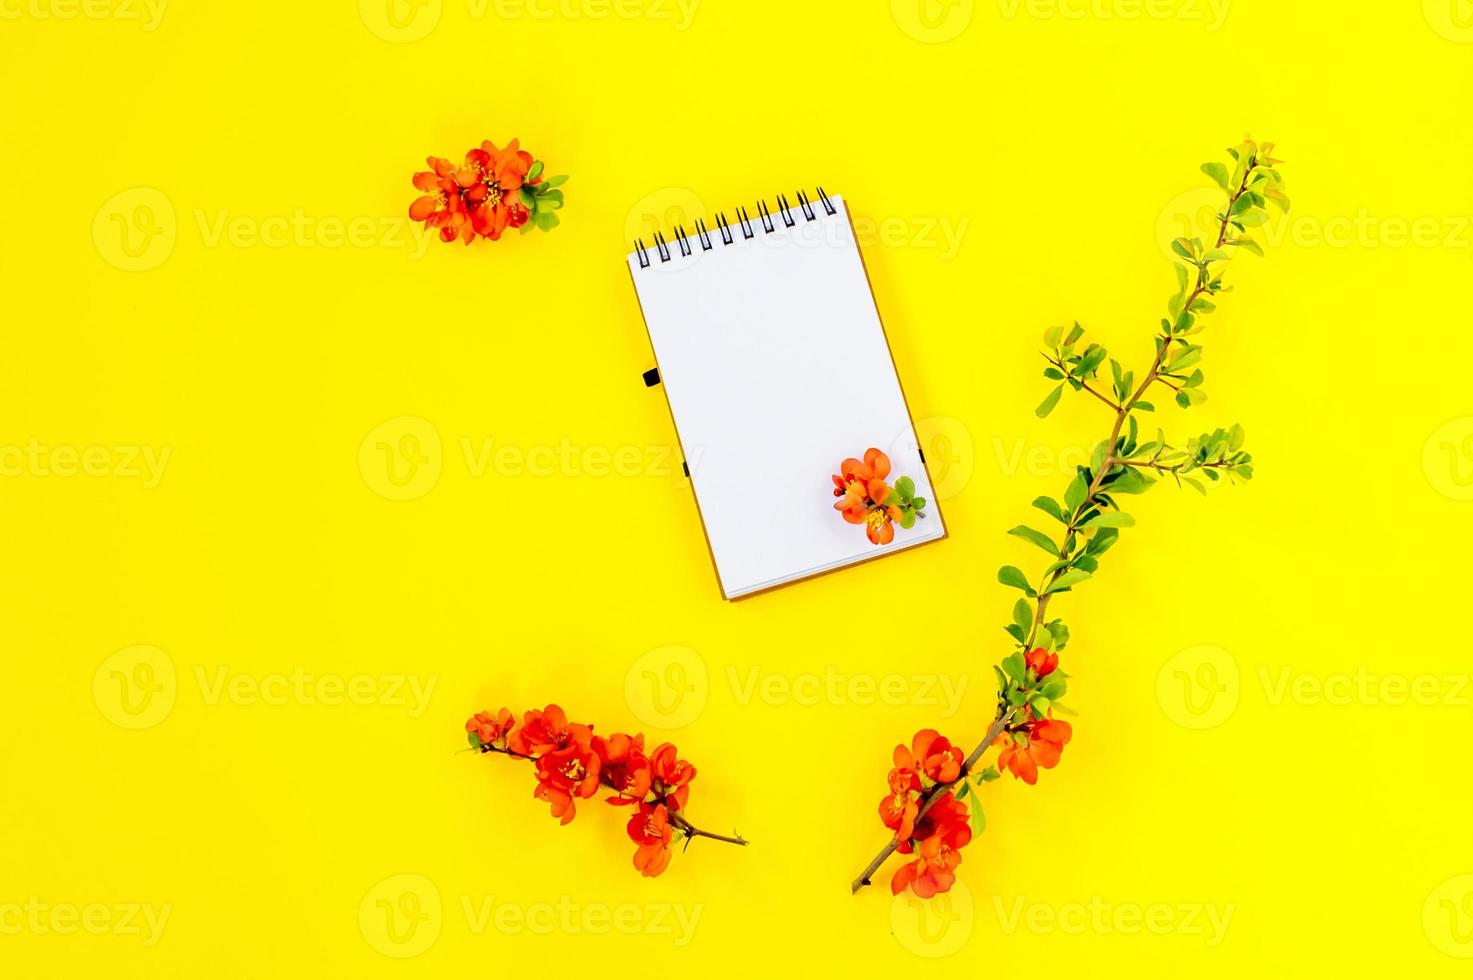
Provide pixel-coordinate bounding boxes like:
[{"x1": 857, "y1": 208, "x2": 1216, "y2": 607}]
[
  {"x1": 832, "y1": 447, "x2": 928, "y2": 545},
  {"x1": 409, "y1": 138, "x2": 568, "y2": 245}
]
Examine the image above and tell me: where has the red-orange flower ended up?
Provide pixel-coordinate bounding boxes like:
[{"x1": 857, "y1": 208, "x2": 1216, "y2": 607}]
[
  {"x1": 899, "y1": 729, "x2": 964, "y2": 785},
  {"x1": 594, "y1": 732, "x2": 652, "y2": 806},
  {"x1": 533, "y1": 742, "x2": 602, "y2": 825},
  {"x1": 627, "y1": 803, "x2": 674, "y2": 877},
  {"x1": 891, "y1": 794, "x2": 972, "y2": 898},
  {"x1": 879, "y1": 766, "x2": 921, "y2": 842},
  {"x1": 466, "y1": 708, "x2": 515, "y2": 748},
  {"x1": 650, "y1": 742, "x2": 696, "y2": 812},
  {"x1": 409, "y1": 158, "x2": 473, "y2": 244},
  {"x1": 1025, "y1": 647, "x2": 1059, "y2": 678},
  {"x1": 832, "y1": 448, "x2": 905, "y2": 544},
  {"x1": 466, "y1": 139, "x2": 534, "y2": 241},
  {"x1": 509, "y1": 703, "x2": 592, "y2": 756},
  {"x1": 995, "y1": 716, "x2": 1073, "y2": 785}
]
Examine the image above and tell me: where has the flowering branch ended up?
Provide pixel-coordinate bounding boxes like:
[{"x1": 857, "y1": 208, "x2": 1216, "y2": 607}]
[
  {"x1": 851, "y1": 138, "x2": 1289, "y2": 897},
  {"x1": 467, "y1": 704, "x2": 746, "y2": 879},
  {"x1": 410, "y1": 137, "x2": 568, "y2": 245}
]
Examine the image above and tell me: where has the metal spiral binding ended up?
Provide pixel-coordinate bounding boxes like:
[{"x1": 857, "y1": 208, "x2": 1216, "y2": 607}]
[{"x1": 634, "y1": 187, "x2": 837, "y2": 268}]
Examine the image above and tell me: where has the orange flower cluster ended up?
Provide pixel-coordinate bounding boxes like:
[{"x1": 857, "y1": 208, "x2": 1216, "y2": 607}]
[
  {"x1": 466, "y1": 704, "x2": 700, "y2": 877},
  {"x1": 879, "y1": 730, "x2": 973, "y2": 898},
  {"x1": 877, "y1": 649, "x2": 1074, "y2": 897},
  {"x1": 831, "y1": 448, "x2": 928, "y2": 545},
  {"x1": 994, "y1": 649, "x2": 1073, "y2": 785},
  {"x1": 410, "y1": 138, "x2": 567, "y2": 245}
]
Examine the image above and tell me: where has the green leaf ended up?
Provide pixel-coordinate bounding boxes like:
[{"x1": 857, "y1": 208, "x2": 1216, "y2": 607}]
[
  {"x1": 1044, "y1": 568, "x2": 1093, "y2": 594},
  {"x1": 1084, "y1": 510, "x2": 1135, "y2": 528},
  {"x1": 1234, "y1": 237, "x2": 1264, "y2": 257},
  {"x1": 1171, "y1": 238, "x2": 1194, "y2": 259},
  {"x1": 1032, "y1": 496, "x2": 1065, "y2": 522},
  {"x1": 1002, "y1": 652, "x2": 1028, "y2": 683},
  {"x1": 541, "y1": 174, "x2": 568, "y2": 189},
  {"x1": 1043, "y1": 324, "x2": 1065, "y2": 348},
  {"x1": 1201, "y1": 161, "x2": 1230, "y2": 190},
  {"x1": 534, "y1": 210, "x2": 560, "y2": 232},
  {"x1": 998, "y1": 565, "x2": 1036, "y2": 596},
  {"x1": 1064, "y1": 472, "x2": 1088, "y2": 511},
  {"x1": 896, "y1": 475, "x2": 915, "y2": 500},
  {"x1": 527, "y1": 160, "x2": 545, "y2": 182},
  {"x1": 1108, "y1": 467, "x2": 1156, "y2": 494},
  {"x1": 1176, "y1": 387, "x2": 1207, "y2": 408},
  {"x1": 911, "y1": 497, "x2": 926, "y2": 511},
  {"x1": 1167, "y1": 348, "x2": 1203, "y2": 373},
  {"x1": 519, "y1": 187, "x2": 537, "y2": 208},
  {"x1": 899, "y1": 508, "x2": 917, "y2": 530},
  {"x1": 1008, "y1": 525, "x2": 1059, "y2": 555},
  {"x1": 1036, "y1": 384, "x2": 1064, "y2": 418},
  {"x1": 1012, "y1": 598, "x2": 1033, "y2": 633},
  {"x1": 969, "y1": 797, "x2": 986, "y2": 836}
]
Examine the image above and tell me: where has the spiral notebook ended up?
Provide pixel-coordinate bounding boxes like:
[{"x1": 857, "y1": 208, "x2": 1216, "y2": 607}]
[{"x1": 627, "y1": 189, "x2": 947, "y2": 600}]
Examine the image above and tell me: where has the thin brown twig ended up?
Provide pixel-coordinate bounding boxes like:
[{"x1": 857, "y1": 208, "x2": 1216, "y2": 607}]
[{"x1": 1043, "y1": 353, "x2": 1122, "y2": 412}]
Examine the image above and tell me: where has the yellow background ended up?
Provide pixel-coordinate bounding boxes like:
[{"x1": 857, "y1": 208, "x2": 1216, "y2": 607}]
[{"x1": 4, "y1": 0, "x2": 1473, "y2": 973}]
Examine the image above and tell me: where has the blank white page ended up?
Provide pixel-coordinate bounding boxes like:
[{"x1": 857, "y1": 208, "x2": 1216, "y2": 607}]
[{"x1": 628, "y1": 195, "x2": 945, "y2": 598}]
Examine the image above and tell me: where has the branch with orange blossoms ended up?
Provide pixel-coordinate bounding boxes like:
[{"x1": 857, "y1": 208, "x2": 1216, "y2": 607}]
[
  {"x1": 851, "y1": 138, "x2": 1290, "y2": 897},
  {"x1": 466, "y1": 705, "x2": 747, "y2": 878}
]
